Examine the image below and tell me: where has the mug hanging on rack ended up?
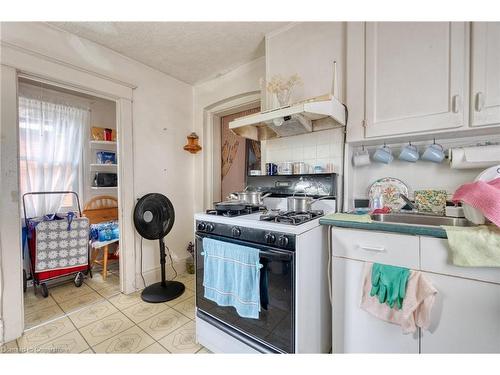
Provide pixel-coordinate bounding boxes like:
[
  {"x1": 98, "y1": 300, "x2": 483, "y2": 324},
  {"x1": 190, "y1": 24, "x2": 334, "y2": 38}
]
[
  {"x1": 399, "y1": 141, "x2": 419, "y2": 163},
  {"x1": 422, "y1": 139, "x2": 445, "y2": 163},
  {"x1": 353, "y1": 145, "x2": 371, "y2": 167}
]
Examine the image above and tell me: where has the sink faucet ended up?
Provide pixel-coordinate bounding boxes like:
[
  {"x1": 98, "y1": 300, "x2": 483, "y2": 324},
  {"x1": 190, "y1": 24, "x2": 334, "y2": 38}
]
[{"x1": 397, "y1": 193, "x2": 417, "y2": 211}]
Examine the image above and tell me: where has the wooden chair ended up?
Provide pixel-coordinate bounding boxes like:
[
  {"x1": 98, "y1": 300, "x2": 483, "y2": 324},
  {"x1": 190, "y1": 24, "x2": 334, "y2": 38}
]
[{"x1": 83, "y1": 195, "x2": 119, "y2": 280}]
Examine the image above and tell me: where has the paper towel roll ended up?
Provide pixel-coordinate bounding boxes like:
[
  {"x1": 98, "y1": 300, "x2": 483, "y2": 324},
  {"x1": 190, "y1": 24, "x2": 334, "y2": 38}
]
[{"x1": 450, "y1": 145, "x2": 500, "y2": 169}]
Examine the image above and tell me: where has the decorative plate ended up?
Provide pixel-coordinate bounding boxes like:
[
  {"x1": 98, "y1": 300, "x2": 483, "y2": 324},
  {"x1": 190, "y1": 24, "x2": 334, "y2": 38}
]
[{"x1": 368, "y1": 177, "x2": 409, "y2": 211}]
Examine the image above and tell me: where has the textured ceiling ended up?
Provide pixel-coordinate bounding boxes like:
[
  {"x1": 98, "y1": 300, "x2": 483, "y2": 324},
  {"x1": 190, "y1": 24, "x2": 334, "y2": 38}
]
[{"x1": 49, "y1": 22, "x2": 287, "y2": 84}]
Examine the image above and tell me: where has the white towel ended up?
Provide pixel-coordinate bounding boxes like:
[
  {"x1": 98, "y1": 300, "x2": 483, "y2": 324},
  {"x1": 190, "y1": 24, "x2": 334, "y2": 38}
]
[{"x1": 360, "y1": 262, "x2": 438, "y2": 334}]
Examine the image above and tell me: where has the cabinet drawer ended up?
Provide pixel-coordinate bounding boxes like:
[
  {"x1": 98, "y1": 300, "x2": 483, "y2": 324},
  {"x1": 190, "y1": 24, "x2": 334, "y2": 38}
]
[
  {"x1": 331, "y1": 228, "x2": 419, "y2": 269},
  {"x1": 421, "y1": 237, "x2": 500, "y2": 284}
]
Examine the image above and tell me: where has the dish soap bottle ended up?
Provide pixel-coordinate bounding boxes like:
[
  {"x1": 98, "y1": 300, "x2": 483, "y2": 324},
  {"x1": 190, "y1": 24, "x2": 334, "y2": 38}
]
[{"x1": 370, "y1": 186, "x2": 384, "y2": 211}]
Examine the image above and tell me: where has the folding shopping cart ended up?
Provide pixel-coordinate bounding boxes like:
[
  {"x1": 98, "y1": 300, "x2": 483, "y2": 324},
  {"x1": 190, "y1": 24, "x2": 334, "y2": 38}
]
[{"x1": 23, "y1": 191, "x2": 92, "y2": 298}]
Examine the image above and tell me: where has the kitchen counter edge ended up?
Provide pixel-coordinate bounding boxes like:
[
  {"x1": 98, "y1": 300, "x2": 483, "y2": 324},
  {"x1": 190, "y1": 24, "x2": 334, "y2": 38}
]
[{"x1": 318, "y1": 218, "x2": 447, "y2": 238}]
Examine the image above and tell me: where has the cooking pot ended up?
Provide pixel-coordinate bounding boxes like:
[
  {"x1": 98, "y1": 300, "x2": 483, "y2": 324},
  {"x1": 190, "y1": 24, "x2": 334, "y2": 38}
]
[
  {"x1": 229, "y1": 189, "x2": 271, "y2": 206},
  {"x1": 287, "y1": 193, "x2": 333, "y2": 212}
]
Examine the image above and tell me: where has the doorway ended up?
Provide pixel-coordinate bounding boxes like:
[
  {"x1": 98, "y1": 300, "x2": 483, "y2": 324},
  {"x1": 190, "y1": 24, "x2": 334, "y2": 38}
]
[
  {"x1": 18, "y1": 78, "x2": 122, "y2": 330},
  {"x1": 219, "y1": 108, "x2": 260, "y2": 200}
]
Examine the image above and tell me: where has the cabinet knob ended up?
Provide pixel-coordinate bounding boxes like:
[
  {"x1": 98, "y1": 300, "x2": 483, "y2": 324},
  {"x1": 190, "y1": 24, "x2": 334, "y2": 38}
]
[
  {"x1": 358, "y1": 244, "x2": 386, "y2": 252},
  {"x1": 452, "y1": 95, "x2": 462, "y2": 114},
  {"x1": 475, "y1": 92, "x2": 485, "y2": 112}
]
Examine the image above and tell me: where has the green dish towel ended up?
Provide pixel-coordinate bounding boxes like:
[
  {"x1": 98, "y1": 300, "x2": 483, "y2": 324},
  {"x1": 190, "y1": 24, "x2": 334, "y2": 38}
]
[
  {"x1": 370, "y1": 263, "x2": 410, "y2": 310},
  {"x1": 441, "y1": 225, "x2": 500, "y2": 267},
  {"x1": 323, "y1": 213, "x2": 373, "y2": 223}
]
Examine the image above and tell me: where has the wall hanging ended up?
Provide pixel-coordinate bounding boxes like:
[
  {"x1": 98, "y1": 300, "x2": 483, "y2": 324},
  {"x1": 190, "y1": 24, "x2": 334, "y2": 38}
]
[{"x1": 183, "y1": 132, "x2": 202, "y2": 154}]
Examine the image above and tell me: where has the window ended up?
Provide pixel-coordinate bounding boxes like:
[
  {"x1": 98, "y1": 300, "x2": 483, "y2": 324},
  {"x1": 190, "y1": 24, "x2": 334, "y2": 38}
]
[{"x1": 18, "y1": 88, "x2": 87, "y2": 218}]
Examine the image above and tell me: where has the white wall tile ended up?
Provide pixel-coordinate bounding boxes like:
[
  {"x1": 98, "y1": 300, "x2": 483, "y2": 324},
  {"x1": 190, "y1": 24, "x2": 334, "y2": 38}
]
[
  {"x1": 262, "y1": 128, "x2": 344, "y2": 175},
  {"x1": 303, "y1": 146, "x2": 317, "y2": 159},
  {"x1": 317, "y1": 144, "x2": 330, "y2": 158}
]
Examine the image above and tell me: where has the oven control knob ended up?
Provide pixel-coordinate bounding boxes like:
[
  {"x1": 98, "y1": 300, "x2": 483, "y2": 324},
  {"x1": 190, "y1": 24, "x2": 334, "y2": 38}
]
[
  {"x1": 197, "y1": 222, "x2": 206, "y2": 231},
  {"x1": 264, "y1": 233, "x2": 276, "y2": 244},
  {"x1": 231, "y1": 227, "x2": 241, "y2": 237},
  {"x1": 206, "y1": 223, "x2": 215, "y2": 232},
  {"x1": 278, "y1": 235, "x2": 289, "y2": 247}
]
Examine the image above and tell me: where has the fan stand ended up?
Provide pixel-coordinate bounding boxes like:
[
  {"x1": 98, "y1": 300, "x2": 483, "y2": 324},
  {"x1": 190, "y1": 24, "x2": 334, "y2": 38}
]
[{"x1": 141, "y1": 238, "x2": 185, "y2": 303}]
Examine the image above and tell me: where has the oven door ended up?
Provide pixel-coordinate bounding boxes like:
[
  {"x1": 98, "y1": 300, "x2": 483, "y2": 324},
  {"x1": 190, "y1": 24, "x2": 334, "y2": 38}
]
[{"x1": 195, "y1": 233, "x2": 295, "y2": 353}]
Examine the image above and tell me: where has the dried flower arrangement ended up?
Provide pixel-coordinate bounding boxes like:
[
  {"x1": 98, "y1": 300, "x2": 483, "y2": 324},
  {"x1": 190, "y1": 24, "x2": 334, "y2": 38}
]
[{"x1": 266, "y1": 74, "x2": 302, "y2": 107}]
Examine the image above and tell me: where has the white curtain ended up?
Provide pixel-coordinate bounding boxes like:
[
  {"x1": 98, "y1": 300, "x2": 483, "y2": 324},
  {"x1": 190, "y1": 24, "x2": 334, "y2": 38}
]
[{"x1": 19, "y1": 86, "x2": 88, "y2": 218}]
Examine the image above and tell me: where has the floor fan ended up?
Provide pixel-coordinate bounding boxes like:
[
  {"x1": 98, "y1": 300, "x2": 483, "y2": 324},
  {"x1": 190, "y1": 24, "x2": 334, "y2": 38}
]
[{"x1": 133, "y1": 193, "x2": 185, "y2": 303}]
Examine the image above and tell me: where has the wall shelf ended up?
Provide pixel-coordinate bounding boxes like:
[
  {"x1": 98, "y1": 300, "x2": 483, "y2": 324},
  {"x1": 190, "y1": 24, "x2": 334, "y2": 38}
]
[
  {"x1": 90, "y1": 140, "x2": 117, "y2": 147},
  {"x1": 91, "y1": 186, "x2": 118, "y2": 190},
  {"x1": 90, "y1": 163, "x2": 117, "y2": 169}
]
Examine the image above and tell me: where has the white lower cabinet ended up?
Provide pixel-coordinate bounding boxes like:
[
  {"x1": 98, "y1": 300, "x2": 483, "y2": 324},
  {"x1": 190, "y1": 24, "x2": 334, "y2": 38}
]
[
  {"x1": 331, "y1": 228, "x2": 500, "y2": 353},
  {"x1": 420, "y1": 272, "x2": 500, "y2": 353},
  {"x1": 332, "y1": 257, "x2": 419, "y2": 353}
]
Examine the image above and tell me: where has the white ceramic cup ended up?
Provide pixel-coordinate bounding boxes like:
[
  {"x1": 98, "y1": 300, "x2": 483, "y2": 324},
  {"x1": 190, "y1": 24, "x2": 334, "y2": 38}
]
[
  {"x1": 399, "y1": 143, "x2": 419, "y2": 163},
  {"x1": 352, "y1": 149, "x2": 371, "y2": 167},
  {"x1": 278, "y1": 161, "x2": 293, "y2": 175},
  {"x1": 372, "y1": 145, "x2": 393, "y2": 164},
  {"x1": 422, "y1": 143, "x2": 445, "y2": 163}
]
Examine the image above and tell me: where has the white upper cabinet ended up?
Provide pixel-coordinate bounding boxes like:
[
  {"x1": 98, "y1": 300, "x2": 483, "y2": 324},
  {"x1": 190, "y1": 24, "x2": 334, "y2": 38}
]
[
  {"x1": 364, "y1": 22, "x2": 467, "y2": 138},
  {"x1": 470, "y1": 22, "x2": 500, "y2": 127}
]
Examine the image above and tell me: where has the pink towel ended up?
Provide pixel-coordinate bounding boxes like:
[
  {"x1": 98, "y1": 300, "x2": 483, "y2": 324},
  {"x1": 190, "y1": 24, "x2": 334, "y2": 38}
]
[
  {"x1": 452, "y1": 177, "x2": 500, "y2": 227},
  {"x1": 360, "y1": 263, "x2": 437, "y2": 334}
]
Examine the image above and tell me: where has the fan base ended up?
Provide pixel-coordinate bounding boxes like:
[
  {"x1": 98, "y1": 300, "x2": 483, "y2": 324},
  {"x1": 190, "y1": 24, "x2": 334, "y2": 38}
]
[{"x1": 141, "y1": 281, "x2": 185, "y2": 303}]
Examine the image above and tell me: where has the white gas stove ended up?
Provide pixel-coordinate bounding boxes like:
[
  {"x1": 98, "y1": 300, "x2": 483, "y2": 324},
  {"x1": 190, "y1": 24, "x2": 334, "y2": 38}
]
[{"x1": 194, "y1": 197, "x2": 334, "y2": 353}]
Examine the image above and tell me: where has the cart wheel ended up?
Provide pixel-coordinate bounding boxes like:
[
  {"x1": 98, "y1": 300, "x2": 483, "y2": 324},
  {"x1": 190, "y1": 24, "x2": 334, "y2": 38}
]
[
  {"x1": 40, "y1": 283, "x2": 49, "y2": 298},
  {"x1": 23, "y1": 270, "x2": 27, "y2": 293},
  {"x1": 74, "y1": 272, "x2": 84, "y2": 287}
]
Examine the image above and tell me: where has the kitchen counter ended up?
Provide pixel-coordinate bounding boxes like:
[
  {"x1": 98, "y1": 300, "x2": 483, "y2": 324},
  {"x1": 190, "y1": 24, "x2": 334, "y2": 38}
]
[{"x1": 319, "y1": 216, "x2": 447, "y2": 238}]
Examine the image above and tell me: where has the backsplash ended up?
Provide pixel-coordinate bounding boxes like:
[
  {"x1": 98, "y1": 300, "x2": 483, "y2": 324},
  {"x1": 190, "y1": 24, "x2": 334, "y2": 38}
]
[{"x1": 261, "y1": 128, "x2": 344, "y2": 174}]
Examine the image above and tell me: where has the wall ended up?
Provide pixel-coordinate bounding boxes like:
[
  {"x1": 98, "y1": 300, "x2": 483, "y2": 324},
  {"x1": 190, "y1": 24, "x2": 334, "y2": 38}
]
[
  {"x1": 193, "y1": 57, "x2": 265, "y2": 211},
  {"x1": 220, "y1": 108, "x2": 260, "y2": 200},
  {"x1": 0, "y1": 22, "x2": 194, "y2": 340}
]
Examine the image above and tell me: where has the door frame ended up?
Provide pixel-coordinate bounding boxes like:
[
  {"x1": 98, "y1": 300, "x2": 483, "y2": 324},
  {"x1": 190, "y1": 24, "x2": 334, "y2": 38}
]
[
  {"x1": 202, "y1": 92, "x2": 261, "y2": 209},
  {"x1": 0, "y1": 44, "x2": 136, "y2": 342}
]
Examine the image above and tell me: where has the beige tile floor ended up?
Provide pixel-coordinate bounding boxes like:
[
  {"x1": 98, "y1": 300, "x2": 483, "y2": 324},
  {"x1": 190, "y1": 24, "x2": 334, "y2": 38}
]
[{"x1": 1, "y1": 272, "x2": 210, "y2": 354}]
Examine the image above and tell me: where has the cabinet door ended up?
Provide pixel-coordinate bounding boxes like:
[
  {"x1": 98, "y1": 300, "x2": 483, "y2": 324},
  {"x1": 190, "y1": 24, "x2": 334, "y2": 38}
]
[
  {"x1": 420, "y1": 272, "x2": 500, "y2": 353},
  {"x1": 470, "y1": 22, "x2": 500, "y2": 127},
  {"x1": 332, "y1": 257, "x2": 419, "y2": 353},
  {"x1": 365, "y1": 22, "x2": 467, "y2": 137}
]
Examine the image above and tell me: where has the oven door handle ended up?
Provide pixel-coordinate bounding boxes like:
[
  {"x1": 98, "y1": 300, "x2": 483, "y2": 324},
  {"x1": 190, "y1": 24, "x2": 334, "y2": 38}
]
[{"x1": 196, "y1": 233, "x2": 293, "y2": 261}]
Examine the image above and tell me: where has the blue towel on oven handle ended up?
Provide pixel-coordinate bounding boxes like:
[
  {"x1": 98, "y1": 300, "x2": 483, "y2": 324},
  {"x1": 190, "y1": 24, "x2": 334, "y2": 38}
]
[{"x1": 201, "y1": 237, "x2": 263, "y2": 319}]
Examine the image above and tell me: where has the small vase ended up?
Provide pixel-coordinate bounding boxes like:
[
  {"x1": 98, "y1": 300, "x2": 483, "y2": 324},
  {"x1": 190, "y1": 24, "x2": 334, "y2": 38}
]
[
  {"x1": 276, "y1": 89, "x2": 291, "y2": 107},
  {"x1": 186, "y1": 257, "x2": 195, "y2": 274}
]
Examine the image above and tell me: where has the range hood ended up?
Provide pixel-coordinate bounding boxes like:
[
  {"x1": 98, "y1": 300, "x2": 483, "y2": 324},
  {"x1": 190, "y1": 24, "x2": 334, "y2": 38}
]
[{"x1": 228, "y1": 94, "x2": 346, "y2": 141}]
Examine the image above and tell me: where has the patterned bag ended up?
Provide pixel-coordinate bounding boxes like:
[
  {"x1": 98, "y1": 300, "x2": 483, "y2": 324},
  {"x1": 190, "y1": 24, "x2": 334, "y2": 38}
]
[{"x1": 34, "y1": 215, "x2": 89, "y2": 272}]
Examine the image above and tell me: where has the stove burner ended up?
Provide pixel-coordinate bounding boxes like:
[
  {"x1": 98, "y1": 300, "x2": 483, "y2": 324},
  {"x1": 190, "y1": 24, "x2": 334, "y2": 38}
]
[
  {"x1": 207, "y1": 205, "x2": 265, "y2": 217},
  {"x1": 259, "y1": 210, "x2": 324, "y2": 225}
]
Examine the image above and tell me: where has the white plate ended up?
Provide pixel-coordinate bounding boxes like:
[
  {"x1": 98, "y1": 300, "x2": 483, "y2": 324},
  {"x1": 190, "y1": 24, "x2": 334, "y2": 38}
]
[{"x1": 474, "y1": 164, "x2": 500, "y2": 182}]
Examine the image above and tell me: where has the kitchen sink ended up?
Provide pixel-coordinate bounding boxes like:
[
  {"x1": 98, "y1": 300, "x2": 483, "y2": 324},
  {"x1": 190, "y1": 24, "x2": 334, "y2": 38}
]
[{"x1": 370, "y1": 212, "x2": 474, "y2": 227}]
